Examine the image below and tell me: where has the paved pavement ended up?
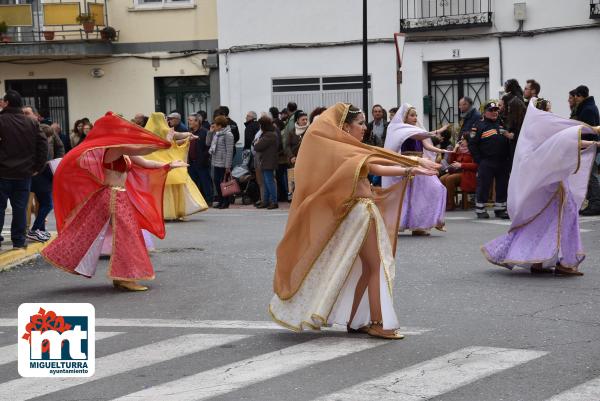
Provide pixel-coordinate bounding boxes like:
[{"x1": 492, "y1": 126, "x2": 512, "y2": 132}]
[{"x1": 0, "y1": 206, "x2": 599, "y2": 400}]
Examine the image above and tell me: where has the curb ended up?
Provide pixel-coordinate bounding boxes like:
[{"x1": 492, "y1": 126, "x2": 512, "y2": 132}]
[{"x1": 0, "y1": 236, "x2": 54, "y2": 273}]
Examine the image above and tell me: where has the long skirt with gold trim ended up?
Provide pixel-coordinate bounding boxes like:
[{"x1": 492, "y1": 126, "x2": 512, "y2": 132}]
[
  {"x1": 482, "y1": 188, "x2": 584, "y2": 269},
  {"x1": 269, "y1": 198, "x2": 400, "y2": 331},
  {"x1": 42, "y1": 186, "x2": 155, "y2": 281}
]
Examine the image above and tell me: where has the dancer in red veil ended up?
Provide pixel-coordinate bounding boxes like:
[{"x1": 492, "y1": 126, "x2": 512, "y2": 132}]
[{"x1": 42, "y1": 112, "x2": 187, "y2": 291}]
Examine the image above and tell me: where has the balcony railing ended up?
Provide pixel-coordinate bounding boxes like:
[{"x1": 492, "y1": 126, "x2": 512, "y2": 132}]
[
  {"x1": 591, "y1": 0, "x2": 600, "y2": 19},
  {"x1": 0, "y1": 0, "x2": 115, "y2": 44},
  {"x1": 400, "y1": 0, "x2": 493, "y2": 32}
]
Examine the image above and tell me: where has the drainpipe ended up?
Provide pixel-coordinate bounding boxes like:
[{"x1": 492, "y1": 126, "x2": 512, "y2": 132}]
[{"x1": 497, "y1": 36, "x2": 504, "y2": 92}]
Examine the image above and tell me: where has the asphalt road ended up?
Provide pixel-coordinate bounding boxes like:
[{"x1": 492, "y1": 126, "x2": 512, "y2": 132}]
[{"x1": 0, "y1": 207, "x2": 599, "y2": 401}]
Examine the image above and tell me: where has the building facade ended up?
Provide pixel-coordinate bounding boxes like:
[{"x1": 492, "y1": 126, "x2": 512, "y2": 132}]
[
  {"x1": 401, "y1": 0, "x2": 600, "y2": 128},
  {"x1": 0, "y1": 0, "x2": 219, "y2": 130},
  {"x1": 218, "y1": 0, "x2": 600, "y2": 135},
  {"x1": 217, "y1": 0, "x2": 401, "y2": 131}
]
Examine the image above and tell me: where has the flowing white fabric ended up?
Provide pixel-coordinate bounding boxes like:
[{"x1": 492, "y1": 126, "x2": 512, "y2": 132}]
[
  {"x1": 269, "y1": 200, "x2": 399, "y2": 331},
  {"x1": 508, "y1": 99, "x2": 597, "y2": 228},
  {"x1": 382, "y1": 104, "x2": 436, "y2": 188}
]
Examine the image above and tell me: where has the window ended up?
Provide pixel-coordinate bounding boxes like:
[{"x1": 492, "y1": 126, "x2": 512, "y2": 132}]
[
  {"x1": 134, "y1": 0, "x2": 194, "y2": 9},
  {"x1": 272, "y1": 75, "x2": 373, "y2": 115}
]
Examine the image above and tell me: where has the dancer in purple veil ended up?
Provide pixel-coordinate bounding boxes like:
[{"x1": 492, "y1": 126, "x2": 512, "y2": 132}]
[
  {"x1": 482, "y1": 99, "x2": 600, "y2": 276},
  {"x1": 382, "y1": 104, "x2": 450, "y2": 236}
]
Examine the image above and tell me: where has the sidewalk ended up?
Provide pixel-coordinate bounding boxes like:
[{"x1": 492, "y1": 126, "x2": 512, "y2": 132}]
[{"x1": 0, "y1": 212, "x2": 56, "y2": 272}]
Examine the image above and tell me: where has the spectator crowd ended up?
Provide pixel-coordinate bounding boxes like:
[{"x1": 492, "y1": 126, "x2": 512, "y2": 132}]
[{"x1": 1, "y1": 79, "x2": 599, "y2": 249}]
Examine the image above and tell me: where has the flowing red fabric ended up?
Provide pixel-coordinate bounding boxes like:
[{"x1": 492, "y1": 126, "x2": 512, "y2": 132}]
[{"x1": 53, "y1": 112, "x2": 171, "y2": 238}]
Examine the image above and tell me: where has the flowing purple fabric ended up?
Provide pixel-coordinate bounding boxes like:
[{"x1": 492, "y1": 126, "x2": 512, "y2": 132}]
[
  {"x1": 382, "y1": 104, "x2": 446, "y2": 232},
  {"x1": 483, "y1": 99, "x2": 597, "y2": 269}
]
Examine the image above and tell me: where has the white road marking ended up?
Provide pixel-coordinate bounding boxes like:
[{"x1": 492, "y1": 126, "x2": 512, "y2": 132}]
[
  {"x1": 0, "y1": 331, "x2": 123, "y2": 366},
  {"x1": 444, "y1": 216, "x2": 471, "y2": 220},
  {"x1": 111, "y1": 337, "x2": 388, "y2": 401},
  {"x1": 0, "y1": 333, "x2": 249, "y2": 401},
  {"x1": 545, "y1": 376, "x2": 600, "y2": 400},
  {"x1": 0, "y1": 319, "x2": 431, "y2": 335},
  {"x1": 315, "y1": 346, "x2": 547, "y2": 401}
]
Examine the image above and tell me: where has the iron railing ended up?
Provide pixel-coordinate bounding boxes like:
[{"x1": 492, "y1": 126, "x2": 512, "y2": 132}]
[
  {"x1": 0, "y1": 0, "x2": 114, "y2": 44},
  {"x1": 591, "y1": 0, "x2": 600, "y2": 19},
  {"x1": 400, "y1": 0, "x2": 493, "y2": 32}
]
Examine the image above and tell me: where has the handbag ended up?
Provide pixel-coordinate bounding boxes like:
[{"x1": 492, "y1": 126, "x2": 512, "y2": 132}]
[{"x1": 220, "y1": 172, "x2": 240, "y2": 197}]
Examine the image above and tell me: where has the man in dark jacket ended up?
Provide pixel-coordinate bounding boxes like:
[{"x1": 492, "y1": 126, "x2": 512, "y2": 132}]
[
  {"x1": 468, "y1": 101, "x2": 511, "y2": 220},
  {"x1": 243, "y1": 111, "x2": 260, "y2": 151},
  {"x1": 0, "y1": 90, "x2": 48, "y2": 249},
  {"x1": 187, "y1": 113, "x2": 213, "y2": 204},
  {"x1": 573, "y1": 85, "x2": 600, "y2": 215},
  {"x1": 167, "y1": 112, "x2": 189, "y2": 133},
  {"x1": 458, "y1": 97, "x2": 481, "y2": 137},
  {"x1": 364, "y1": 104, "x2": 387, "y2": 147}
]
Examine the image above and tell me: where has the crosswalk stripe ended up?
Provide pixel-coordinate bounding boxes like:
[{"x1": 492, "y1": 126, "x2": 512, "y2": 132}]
[
  {"x1": 111, "y1": 337, "x2": 388, "y2": 401},
  {"x1": 0, "y1": 318, "x2": 431, "y2": 334},
  {"x1": 0, "y1": 331, "x2": 123, "y2": 366},
  {"x1": 314, "y1": 346, "x2": 547, "y2": 401},
  {"x1": 545, "y1": 376, "x2": 600, "y2": 400},
  {"x1": 0, "y1": 333, "x2": 249, "y2": 401}
]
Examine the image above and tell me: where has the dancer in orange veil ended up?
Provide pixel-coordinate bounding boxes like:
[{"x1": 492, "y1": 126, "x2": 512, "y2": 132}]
[
  {"x1": 269, "y1": 103, "x2": 439, "y2": 339},
  {"x1": 42, "y1": 112, "x2": 188, "y2": 291}
]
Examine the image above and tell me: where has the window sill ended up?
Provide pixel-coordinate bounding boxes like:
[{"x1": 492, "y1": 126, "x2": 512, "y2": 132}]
[{"x1": 128, "y1": 4, "x2": 196, "y2": 12}]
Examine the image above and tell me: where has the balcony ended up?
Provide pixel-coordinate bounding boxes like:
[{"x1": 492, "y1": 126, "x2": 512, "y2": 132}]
[
  {"x1": 592, "y1": 0, "x2": 600, "y2": 19},
  {"x1": 0, "y1": 0, "x2": 115, "y2": 59},
  {"x1": 400, "y1": 0, "x2": 493, "y2": 32}
]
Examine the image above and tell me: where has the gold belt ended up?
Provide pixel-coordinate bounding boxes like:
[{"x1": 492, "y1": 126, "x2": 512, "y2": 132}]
[{"x1": 108, "y1": 185, "x2": 126, "y2": 192}]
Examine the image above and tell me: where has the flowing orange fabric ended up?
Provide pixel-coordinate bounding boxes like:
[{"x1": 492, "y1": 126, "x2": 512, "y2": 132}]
[
  {"x1": 273, "y1": 103, "x2": 419, "y2": 300},
  {"x1": 53, "y1": 112, "x2": 172, "y2": 238}
]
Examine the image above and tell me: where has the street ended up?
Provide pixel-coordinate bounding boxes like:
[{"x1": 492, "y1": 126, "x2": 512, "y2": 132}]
[{"x1": 0, "y1": 207, "x2": 599, "y2": 401}]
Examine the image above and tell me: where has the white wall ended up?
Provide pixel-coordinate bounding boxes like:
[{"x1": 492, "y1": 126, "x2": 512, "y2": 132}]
[
  {"x1": 219, "y1": 44, "x2": 398, "y2": 125},
  {"x1": 491, "y1": 0, "x2": 596, "y2": 31},
  {"x1": 218, "y1": 0, "x2": 400, "y2": 47},
  {"x1": 217, "y1": 0, "x2": 402, "y2": 124}
]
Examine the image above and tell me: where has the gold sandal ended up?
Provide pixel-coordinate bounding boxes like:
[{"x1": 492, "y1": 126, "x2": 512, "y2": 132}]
[
  {"x1": 366, "y1": 321, "x2": 405, "y2": 340},
  {"x1": 113, "y1": 280, "x2": 149, "y2": 291},
  {"x1": 554, "y1": 265, "x2": 584, "y2": 276}
]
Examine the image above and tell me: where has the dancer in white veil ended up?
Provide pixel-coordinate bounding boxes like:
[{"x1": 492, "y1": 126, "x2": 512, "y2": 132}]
[{"x1": 382, "y1": 104, "x2": 450, "y2": 235}]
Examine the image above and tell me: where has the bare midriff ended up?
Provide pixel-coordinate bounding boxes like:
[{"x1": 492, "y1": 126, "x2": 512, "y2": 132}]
[{"x1": 103, "y1": 168, "x2": 127, "y2": 188}]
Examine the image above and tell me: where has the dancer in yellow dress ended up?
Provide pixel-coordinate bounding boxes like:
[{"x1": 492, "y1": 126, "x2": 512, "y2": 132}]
[{"x1": 144, "y1": 113, "x2": 208, "y2": 220}]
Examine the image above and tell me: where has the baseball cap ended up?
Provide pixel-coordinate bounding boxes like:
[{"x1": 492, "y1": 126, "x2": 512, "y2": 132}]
[
  {"x1": 167, "y1": 112, "x2": 181, "y2": 119},
  {"x1": 484, "y1": 101, "x2": 499, "y2": 111}
]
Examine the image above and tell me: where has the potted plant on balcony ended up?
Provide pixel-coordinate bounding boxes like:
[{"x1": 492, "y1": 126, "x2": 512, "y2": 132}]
[
  {"x1": 100, "y1": 26, "x2": 117, "y2": 41},
  {"x1": 42, "y1": 30, "x2": 55, "y2": 41},
  {"x1": 76, "y1": 13, "x2": 96, "y2": 34},
  {"x1": 0, "y1": 21, "x2": 10, "y2": 43}
]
